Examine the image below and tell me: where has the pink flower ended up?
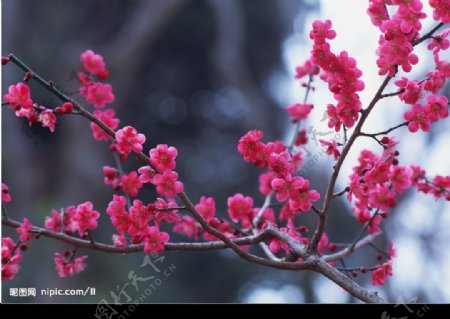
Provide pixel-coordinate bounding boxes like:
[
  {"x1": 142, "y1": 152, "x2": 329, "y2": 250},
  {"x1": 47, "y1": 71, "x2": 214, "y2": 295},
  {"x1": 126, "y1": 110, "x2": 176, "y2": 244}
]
[
  {"x1": 252, "y1": 141, "x2": 285, "y2": 169},
  {"x1": 84, "y1": 82, "x2": 115, "y2": 108},
  {"x1": 430, "y1": 0, "x2": 450, "y2": 23},
  {"x1": 424, "y1": 70, "x2": 446, "y2": 94},
  {"x1": 268, "y1": 151, "x2": 295, "y2": 178},
  {"x1": 427, "y1": 29, "x2": 450, "y2": 53},
  {"x1": 295, "y1": 129, "x2": 308, "y2": 146},
  {"x1": 252, "y1": 207, "x2": 275, "y2": 228},
  {"x1": 318, "y1": 233, "x2": 329, "y2": 255},
  {"x1": 16, "y1": 218, "x2": 33, "y2": 242},
  {"x1": 129, "y1": 199, "x2": 152, "y2": 226},
  {"x1": 203, "y1": 218, "x2": 235, "y2": 241},
  {"x1": 37, "y1": 109, "x2": 57, "y2": 132},
  {"x1": 3, "y1": 82, "x2": 33, "y2": 109},
  {"x1": 369, "y1": 185, "x2": 397, "y2": 211},
  {"x1": 279, "y1": 203, "x2": 298, "y2": 220},
  {"x1": 258, "y1": 173, "x2": 274, "y2": 196},
  {"x1": 432, "y1": 175, "x2": 450, "y2": 200},
  {"x1": 286, "y1": 103, "x2": 313, "y2": 122},
  {"x1": 15, "y1": 106, "x2": 38, "y2": 125},
  {"x1": 173, "y1": 216, "x2": 201, "y2": 240},
  {"x1": 80, "y1": 50, "x2": 107, "y2": 76},
  {"x1": 271, "y1": 176, "x2": 293, "y2": 202},
  {"x1": 103, "y1": 166, "x2": 119, "y2": 187},
  {"x1": 2, "y1": 183, "x2": 11, "y2": 203},
  {"x1": 2, "y1": 237, "x2": 22, "y2": 281},
  {"x1": 45, "y1": 206, "x2": 77, "y2": 234},
  {"x1": 149, "y1": 144, "x2": 178, "y2": 172},
  {"x1": 389, "y1": 241, "x2": 397, "y2": 259},
  {"x1": 121, "y1": 171, "x2": 143, "y2": 197},
  {"x1": 115, "y1": 126, "x2": 146, "y2": 157},
  {"x1": 372, "y1": 260, "x2": 393, "y2": 286},
  {"x1": 227, "y1": 193, "x2": 254, "y2": 227},
  {"x1": 154, "y1": 198, "x2": 181, "y2": 226},
  {"x1": 367, "y1": 0, "x2": 389, "y2": 27},
  {"x1": 143, "y1": 226, "x2": 169, "y2": 254},
  {"x1": 73, "y1": 201, "x2": 100, "y2": 237},
  {"x1": 424, "y1": 94, "x2": 448, "y2": 122},
  {"x1": 295, "y1": 59, "x2": 319, "y2": 79},
  {"x1": 45, "y1": 210, "x2": 62, "y2": 232},
  {"x1": 112, "y1": 234, "x2": 128, "y2": 247},
  {"x1": 195, "y1": 196, "x2": 216, "y2": 222},
  {"x1": 389, "y1": 166, "x2": 412, "y2": 193},
  {"x1": 310, "y1": 20, "x2": 336, "y2": 44},
  {"x1": 269, "y1": 228, "x2": 290, "y2": 255},
  {"x1": 319, "y1": 139, "x2": 340, "y2": 160},
  {"x1": 288, "y1": 177, "x2": 320, "y2": 212},
  {"x1": 151, "y1": 171, "x2": 184, "y2": 199},
  {"x1": 237, "y1": 130, "x2": 265, "y2": 164},
  {"x1": 138, "y1": 166, "x2": 155, "y2": 184},
  {"x1": 90, "y1": 109, "x2": 120, "y2": 141},
  {"x1": 106, "y1": 195, "x2": 130, "y2": 234},
  {"x1": 404, "y1": 104, "x2": 431, "y2": 132},
  {"x1": 368, "y1": 214, "x2": 382, "y2": 234},
  {"x1": 54, "y1": 253, "x2": 88, "y2": 277},
  {"x1": 327, "y1": 104, "x2": 342, "y2": 132},
  {"x1": 394, "y1": 77, "x2": 423, "y2": 104}
]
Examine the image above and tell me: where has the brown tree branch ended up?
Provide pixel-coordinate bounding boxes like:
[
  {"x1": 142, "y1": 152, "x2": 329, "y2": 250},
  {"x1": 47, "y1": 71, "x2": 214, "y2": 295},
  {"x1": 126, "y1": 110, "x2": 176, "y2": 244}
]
[
  {"x1": 5, "y1": 53, "x2": 384, "y2": 303},
  {"x1": 308, "y1": 74, "x2": 394, "y2": 254}
]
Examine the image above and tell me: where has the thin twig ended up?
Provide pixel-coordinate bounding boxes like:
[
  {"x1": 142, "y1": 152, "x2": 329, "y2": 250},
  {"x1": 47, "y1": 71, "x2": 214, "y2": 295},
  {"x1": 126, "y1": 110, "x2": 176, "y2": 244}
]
[
  {"x1": 349, "y1": 209, "x2": 380, "y2": 252},
  {"x1": 360, "y1": 121, "x2": 409, "y2": 138},
  {"x1": 323, "y1": 233, "x2": 380, "y2": 262},
  {"x1": 333, "y1": 187, "x2": 349, "y2": 198}
]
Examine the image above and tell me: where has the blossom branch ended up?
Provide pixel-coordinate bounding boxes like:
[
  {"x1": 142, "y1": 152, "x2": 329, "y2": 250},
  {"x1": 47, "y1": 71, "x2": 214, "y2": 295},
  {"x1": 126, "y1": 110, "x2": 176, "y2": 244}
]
[
  {"x1": 2, "y1": 216, "x2": 268, "y2": 253},
  {"x1": 309, "y1": 74, "x2": 394, "y2": 254},
  {"x1": 5, "y1": 53, "x2": 386, "y2": 303}
]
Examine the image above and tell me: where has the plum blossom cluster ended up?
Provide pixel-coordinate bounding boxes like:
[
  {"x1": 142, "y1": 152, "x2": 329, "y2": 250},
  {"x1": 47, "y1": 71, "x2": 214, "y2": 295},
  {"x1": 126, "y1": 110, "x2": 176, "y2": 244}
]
[
  {"x1": 1, "y1": 187, "x2": 33, "y2": 281},
  {"x1": 372, "y1": 242, "x2": 397, "y2": 286},
  {"x1": 3, "y1": 82, "x2": 63, "y2": 132},
  {"x1": 410, "y1": 166, "x2": 450, "y2": 200},
  {"x1": 79, "y1": 50, "x2": 114, "y2": 108},
  {"x1": 368, "y1": 0, "x2": 426, "y2": 76},
  {"x1": 308, "y1": 20, "x2": 365, "y2": 130},
  {"x1": 54, "y1": 252, "x2": 88, "y2": 278},
  {"x1": 44, "y1": 202, "x2": 100, "y2": 239},
  {"x1": 102, "y1": 140, "x2": 186, "y2": 252},
  {"x1": 2, "y1": 237, "x2": 22, "y2": 282},
  {"x1": 237, "y1": 129, "x2": 325, "y2": 254},
  {"x1": 348, "y1": 138, "x2": 407, "y2": 233},
  {"x1": 41, "y1": 202, "x2": 99, "y2": 277}
]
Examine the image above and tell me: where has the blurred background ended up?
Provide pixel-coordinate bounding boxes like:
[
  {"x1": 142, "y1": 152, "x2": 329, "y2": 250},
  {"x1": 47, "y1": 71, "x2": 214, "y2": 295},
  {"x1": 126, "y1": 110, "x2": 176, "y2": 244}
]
[{"x1": 2, "y1": 0, "x2": 449, "y2": 303}]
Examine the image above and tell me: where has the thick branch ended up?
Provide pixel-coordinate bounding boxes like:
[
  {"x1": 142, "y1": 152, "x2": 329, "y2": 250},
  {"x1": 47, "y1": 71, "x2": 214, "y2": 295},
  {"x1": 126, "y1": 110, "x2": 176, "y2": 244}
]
[
  {"x1": 2, "y1": 217, "x2": 269, "y2": 253},
  {"x1": 312, "y1": 258, "x2": 383, "y2": 303}
]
